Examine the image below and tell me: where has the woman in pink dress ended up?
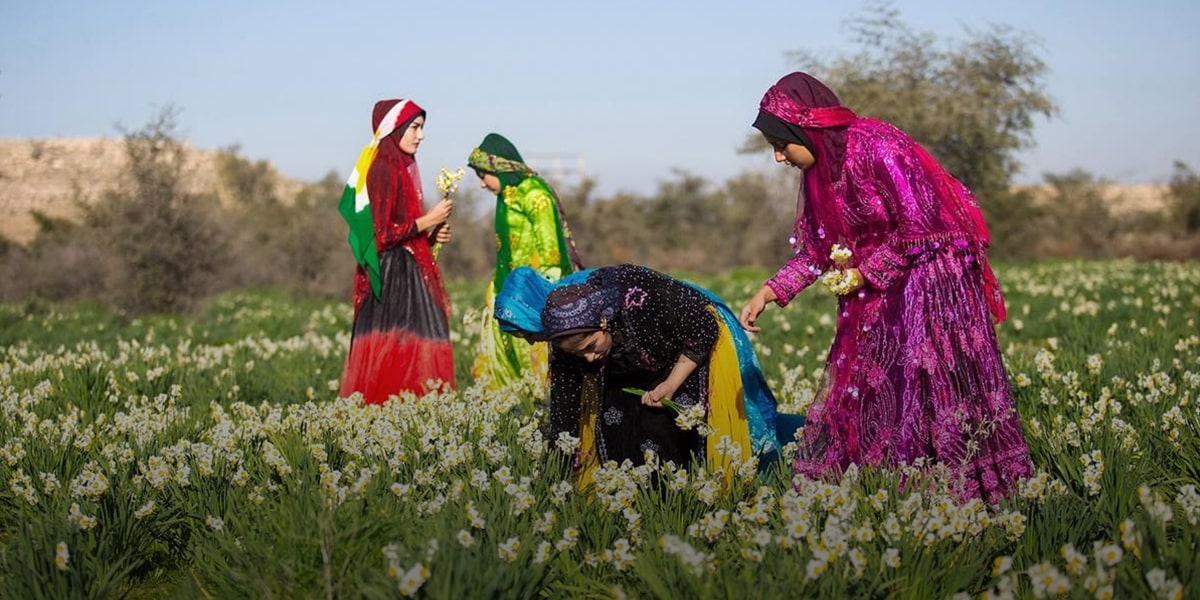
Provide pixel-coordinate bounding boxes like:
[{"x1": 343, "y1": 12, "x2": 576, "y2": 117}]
[{"x1": 739, "y1": 72, "x2": 1033, "y2": 503}]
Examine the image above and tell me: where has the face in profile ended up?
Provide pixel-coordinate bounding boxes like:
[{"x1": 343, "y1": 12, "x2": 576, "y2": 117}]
[
  {"x1": 398, "y1": 116, "x2": 425, "y2": 154},
  {"x1": 554, "y1": 330, "x2": 612, "y2": 363},
  {"x1": 475, "y1": 170, "x2": 501, "y2": 194},
  {"x1": 764, "y1": 134, "x2": 815, "y2": 170}
]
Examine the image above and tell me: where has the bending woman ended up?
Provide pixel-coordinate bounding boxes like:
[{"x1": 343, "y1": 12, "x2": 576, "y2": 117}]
[
  {"x1": 497, "y1": 265, "x2": 799, "y2": 484},
  {"x1": 468, "y1": 133, "x2": 583, "y2": 389},
  {"x1": 339, "y1": 98, "x2": 455, "y2": 404}
]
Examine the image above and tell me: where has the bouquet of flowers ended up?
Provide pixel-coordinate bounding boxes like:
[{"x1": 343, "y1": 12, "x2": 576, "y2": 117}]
[
  {"x1": 436, "y1": 167, "x2": 465, "y2": 197},
  {"x1": 432, "y1": 168, "x2": 465, "y2": 258},
  {"x1": 819, "y1": 243, "x2": 863, "y2": 295}
]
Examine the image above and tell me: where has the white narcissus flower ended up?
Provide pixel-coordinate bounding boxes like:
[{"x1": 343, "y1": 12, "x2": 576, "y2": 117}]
[
  {"x1": 397, "y1": 563, "x2": 430, "y2": 598},
  {"x1": 68, "y1": 502, "x2": 98, "y2": 531},
  {"x1": 829, "y1": 244, "x2": 853, "y2": 266},
  {"x1": 456, "y1": 530, "x2": 475, "y2": 548},
  {"x1": 533, "y1": 541, "x2": 552, "y2": 564},
  {"x1": 1060, "y1": 543, "x2": 1088, "y2": 576},
  {"x1": 992, "y1": 555, "x2": 1012, "y2": 576},
  {"x1": 555, "y1": 432, "x2": 580, "y2": 454},
  {"x1": 205, "y1": 515, "x2": 224, "y2": 531},
  {"x1": 805, "y1": 557, "x2": 828, "y2": 580},
  {"x1": 134, "y1": 501, "x2": 157, "y2": 519},
  {"x1": 498, "y1": 537, "x2": 520, "y2": 562},
  {"x1": 54, "y1": 542, "x2": 69, "y2": 572},
  {"x1": 1094, "y1": 542, "x2": 1123, "y2": 567}
]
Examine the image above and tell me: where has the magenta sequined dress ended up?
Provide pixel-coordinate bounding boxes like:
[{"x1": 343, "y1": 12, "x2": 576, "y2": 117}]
[{"x1": 760, "y1": 77, "x2": 1033, "y2": 504}]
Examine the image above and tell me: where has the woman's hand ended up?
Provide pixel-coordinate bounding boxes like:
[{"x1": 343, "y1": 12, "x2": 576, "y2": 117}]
[
  {"x1": 641, "y1": 381, "x2": 677, "y2": 408},
  {"x1": 432, "y1": 222, "x2": 452, "y2": 244},
  {"x1": 643, "y1": 355, "x2": 698, "y2": 408},
  {"x1": 739, "y1": 285, "x2": 777, "y2": 333},
  {"x1": 416, "y1": 198, "x2": 454, "y2": 232}
]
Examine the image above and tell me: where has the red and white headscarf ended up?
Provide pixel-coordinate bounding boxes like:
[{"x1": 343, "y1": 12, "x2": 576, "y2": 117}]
[{"x1": 347, "y1": 99, "x2": 425, "y2": 213}]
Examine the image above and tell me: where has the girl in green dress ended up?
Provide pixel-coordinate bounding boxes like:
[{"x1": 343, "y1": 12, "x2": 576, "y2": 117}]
[{"x1": 468, "y1": 133, "x2": 584, "y2": 388}]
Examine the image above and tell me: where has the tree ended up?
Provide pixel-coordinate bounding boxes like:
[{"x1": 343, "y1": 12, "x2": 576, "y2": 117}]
[
  {"x1": 85, "y1": 107, "x2": 226, "y2": 313},
  {"x1": 212, "y1": 145, "x2": 289, "y2": 288},
  {"x1": 749, "y1": 2, "x2": 1057, "y2": 205},
  {"x1": 0, "y1": 232, "x2": 13, "y2": 260},
  {"x1": 1167, "y1": 161, "x2": 1200, "y2": 236},
  {"x1": 27, "y1": 211, "x2": 78, "y2": 252},
  {"x1": 1037, "y1": 169, "x2": 1115, "y2": 259},
  {"x1": 269, "y1": 170, "x2": 353, "y2": 295},
  {"x1": 979, "y1": 187, "x2": 1045, "y2": 260},
  {"x1": 215, "y1": 144, "x2": 280, "y2": 208},
  {"x1": 718, "y1": 171, "x2": 798, "y2": 269},
  {"x1": 643, "y1": 170, "x2": 720, "y2": 252}
]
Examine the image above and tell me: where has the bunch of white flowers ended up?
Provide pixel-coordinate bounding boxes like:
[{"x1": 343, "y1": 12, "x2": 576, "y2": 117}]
[
  {"x1": 1081, "y1": 450, "x2": 1104, "y2": 496},
  {"x1": 659, "y1": 534, "x2": 713, "y2": 576},
  {"x1": 817, "y1": 244, "x2": 863, "y2": 295}
]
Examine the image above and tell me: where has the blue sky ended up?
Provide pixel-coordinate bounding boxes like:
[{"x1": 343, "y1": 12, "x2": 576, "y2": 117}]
[{"x1": 2, "y1": 0, "x2": 1198, "y2": 196}]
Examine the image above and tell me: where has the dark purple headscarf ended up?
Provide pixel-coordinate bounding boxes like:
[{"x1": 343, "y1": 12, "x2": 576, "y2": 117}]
[{"x1": 542, "y1": 281, "x2": 620, "y2": 340}]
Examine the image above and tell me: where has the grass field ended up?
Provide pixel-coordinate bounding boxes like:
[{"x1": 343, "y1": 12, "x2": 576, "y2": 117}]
[{"x1": 1, "y1": 261, "x2": 1197, "y2": 599}]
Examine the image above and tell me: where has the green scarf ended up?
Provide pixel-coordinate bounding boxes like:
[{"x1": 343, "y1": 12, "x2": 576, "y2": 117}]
[{"x1": 468, "y1": 133, "x2": 574, "y2": 290}]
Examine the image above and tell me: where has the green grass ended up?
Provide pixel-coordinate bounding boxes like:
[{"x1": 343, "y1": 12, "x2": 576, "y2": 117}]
[{"x1": 0, "y1": 260, "x2": 1197, "y2": 599}]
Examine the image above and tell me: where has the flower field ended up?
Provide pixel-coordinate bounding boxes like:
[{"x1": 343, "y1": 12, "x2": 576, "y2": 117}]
[{"x1": 1, "y1": 261, "x2": 1198, "y2": 599}]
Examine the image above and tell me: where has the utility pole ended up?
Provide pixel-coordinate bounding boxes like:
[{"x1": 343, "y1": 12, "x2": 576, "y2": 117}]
[{"x1": 524, "y1": 153, "x2": 586, "y2": 190}]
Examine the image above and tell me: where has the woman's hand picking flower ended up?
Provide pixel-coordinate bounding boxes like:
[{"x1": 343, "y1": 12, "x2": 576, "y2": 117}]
[
  {"x1": 739, "y1": 286, "x2": 777, "y2": 332},
  {"x1": 641, "y1": 382, "x2": 677, "y2": 408}
]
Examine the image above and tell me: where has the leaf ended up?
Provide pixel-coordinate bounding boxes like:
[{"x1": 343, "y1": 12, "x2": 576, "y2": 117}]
[{"x1": 621, "y1": 387, "x2": 681, "y2": 412}]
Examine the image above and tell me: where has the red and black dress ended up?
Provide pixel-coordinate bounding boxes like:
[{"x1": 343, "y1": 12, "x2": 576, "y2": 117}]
[{"x1": 339, "y1": 100, "x2": 454, "y2": 403}]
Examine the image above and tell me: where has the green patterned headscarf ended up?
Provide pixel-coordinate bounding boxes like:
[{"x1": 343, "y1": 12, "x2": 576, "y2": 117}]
[
  {"x1": 469, "y1": 133, "x2": 583, "y2": 289},
  {"x1": 469, "y1": 134, "x2": 531, "y2": 286},
  {"x1": 470, "y1": 134, "x2": 530, "y2": 290},
  {"x1": 469, "y1": 133, "x2": 534, "y2": 184}
]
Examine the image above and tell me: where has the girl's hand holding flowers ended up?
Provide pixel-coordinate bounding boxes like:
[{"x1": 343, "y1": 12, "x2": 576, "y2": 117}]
[
  {"x1": 820, "y1": 244, "x2": 865, "y2": 295},
  {"x1": 420, "y1": 199, "x2": 453, "y2": 231},
  {"x1": 429, "y1": 168, "x2": 465, "y2": 256},
  {"x1": 433, "y1": 222, "x2": 452, "y2": 244}
]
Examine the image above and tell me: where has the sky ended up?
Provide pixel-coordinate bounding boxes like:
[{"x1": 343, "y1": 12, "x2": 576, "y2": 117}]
[{"x1": 2, "y1": 0, "x2": 1198, "y2": 198}]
